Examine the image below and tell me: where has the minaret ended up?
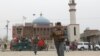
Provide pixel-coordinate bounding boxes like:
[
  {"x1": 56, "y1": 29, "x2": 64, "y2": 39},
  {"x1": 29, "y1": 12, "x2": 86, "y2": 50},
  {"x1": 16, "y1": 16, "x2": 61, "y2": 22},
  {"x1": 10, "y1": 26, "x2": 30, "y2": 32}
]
[
  {"x1": 67, "y1": 0, "x2": 80, "y2": 42},
  {"x1": 69, "y1": 0, "x2": 76, "y2": 24}
]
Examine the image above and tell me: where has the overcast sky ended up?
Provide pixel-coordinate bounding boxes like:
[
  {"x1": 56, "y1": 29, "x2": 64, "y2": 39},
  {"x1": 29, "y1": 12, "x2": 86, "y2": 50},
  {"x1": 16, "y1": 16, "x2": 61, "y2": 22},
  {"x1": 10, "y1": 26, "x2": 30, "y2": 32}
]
[{"x1": 0, "y1": 0, "x2": 100, "y2": 40}]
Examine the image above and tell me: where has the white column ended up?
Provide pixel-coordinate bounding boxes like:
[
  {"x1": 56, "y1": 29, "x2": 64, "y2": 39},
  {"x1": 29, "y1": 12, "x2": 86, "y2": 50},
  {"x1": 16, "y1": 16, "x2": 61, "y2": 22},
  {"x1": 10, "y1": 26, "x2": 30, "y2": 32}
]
[{"x1": 70, "y1": 11, "x2": 76, "y2": 24}]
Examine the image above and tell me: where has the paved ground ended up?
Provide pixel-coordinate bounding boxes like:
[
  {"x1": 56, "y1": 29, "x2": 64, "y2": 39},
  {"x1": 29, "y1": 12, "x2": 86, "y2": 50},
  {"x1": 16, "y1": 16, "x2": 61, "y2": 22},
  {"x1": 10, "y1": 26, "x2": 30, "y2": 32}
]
[{"x1": 0, "y1": 51, "x2": 100, "y2": 56}]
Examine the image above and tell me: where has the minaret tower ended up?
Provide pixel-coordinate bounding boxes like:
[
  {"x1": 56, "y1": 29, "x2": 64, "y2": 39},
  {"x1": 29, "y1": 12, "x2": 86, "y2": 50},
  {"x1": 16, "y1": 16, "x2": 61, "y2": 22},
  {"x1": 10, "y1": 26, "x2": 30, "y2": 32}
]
[
  {"x1": 69, "y1": 0, "x2": 76, "y2": 24},
  {"x1": 68, "y1": 0, "x2": 80, "y2": 42}
]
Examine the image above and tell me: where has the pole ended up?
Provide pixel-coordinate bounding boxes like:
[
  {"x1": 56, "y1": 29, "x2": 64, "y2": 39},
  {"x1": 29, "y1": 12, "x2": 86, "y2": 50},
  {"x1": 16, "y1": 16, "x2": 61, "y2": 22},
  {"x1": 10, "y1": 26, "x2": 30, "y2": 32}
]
[{"x1": 6, "y1": 20, "x2": 9, "y2": 42}]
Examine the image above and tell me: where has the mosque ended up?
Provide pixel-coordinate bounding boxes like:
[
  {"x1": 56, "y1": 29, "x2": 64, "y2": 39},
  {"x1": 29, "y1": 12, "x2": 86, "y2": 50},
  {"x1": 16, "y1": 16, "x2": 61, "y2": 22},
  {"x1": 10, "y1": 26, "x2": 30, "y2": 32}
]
[{"x1": 12, "y1": 0, "x2": 80, "y2": 49}]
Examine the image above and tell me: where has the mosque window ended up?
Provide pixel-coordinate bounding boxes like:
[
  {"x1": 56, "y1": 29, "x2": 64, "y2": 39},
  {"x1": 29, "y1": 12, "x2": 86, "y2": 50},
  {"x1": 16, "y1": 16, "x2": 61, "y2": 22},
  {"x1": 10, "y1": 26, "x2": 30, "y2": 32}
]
[
  {"x1": 16, "y1": 28, "x2": 22, "y2": 34},
  {"x1": 47, "y1": 28, "x2": 49, "y2": 31},
  {"x1": 44, "y1": 28, "x2": 46, "y2": 31},
  {"x1": 37, "y1": 28, "x2": 39, "y2": 31},
  {"x1": 74, "y1": 27, "x2": 76, "y2": 36},
  {"x1": 34, "y1": 28, "x2": 36, "y2": 34},
  {"x1": 40, "y1": 28, "x2": 42, "y2": 31}
]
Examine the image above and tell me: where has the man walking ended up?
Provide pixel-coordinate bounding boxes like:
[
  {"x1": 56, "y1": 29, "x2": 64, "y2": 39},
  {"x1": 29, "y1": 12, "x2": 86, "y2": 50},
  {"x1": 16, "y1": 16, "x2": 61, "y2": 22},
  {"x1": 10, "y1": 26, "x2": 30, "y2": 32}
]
[
  {"x1": 51, "y1": 22, "x2": 65, "y2": 56},
  {"x1": 33, "y1": 35, "x2": 39, "y2": 55}
]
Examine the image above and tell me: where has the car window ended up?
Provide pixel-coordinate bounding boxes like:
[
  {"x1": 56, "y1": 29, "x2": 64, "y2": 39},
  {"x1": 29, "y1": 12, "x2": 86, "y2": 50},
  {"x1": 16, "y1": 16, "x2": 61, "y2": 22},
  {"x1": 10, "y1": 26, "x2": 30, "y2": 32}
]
[
  {"x1": 84, "y1": 43, "x2": 89, "y2": 45},
  {"x1": 78, "y1": 43, "x2": 83, "y2": 45}
]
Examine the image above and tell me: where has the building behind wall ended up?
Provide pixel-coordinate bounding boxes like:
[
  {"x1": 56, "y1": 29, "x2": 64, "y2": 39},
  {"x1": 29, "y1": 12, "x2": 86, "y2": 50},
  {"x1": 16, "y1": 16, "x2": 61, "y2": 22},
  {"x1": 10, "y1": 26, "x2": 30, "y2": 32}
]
[
  {"x1": 13, "y1": 16, "x2": 55, "y2": 49},
  {"x1": 81, "y1": 29, "x2": 100, "y2": 44}
]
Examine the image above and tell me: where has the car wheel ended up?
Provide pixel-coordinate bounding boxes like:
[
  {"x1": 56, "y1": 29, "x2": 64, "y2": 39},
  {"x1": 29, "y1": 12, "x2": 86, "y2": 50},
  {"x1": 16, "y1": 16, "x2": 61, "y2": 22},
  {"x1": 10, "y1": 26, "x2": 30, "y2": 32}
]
[
  {"x1": 80, "y1": 47, "x2": 85, "y2": 51},
  {"x1": 95, "y1": 47, "x2": 99, "y2": 51}
]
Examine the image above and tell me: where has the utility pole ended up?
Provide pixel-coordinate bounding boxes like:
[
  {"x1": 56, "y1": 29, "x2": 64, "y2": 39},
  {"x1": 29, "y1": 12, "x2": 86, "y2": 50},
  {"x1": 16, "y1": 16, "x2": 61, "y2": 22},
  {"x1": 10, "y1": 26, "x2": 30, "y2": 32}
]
[
  {"x1": 1, "y1": 20, "x2": 10, "y2": 51},
  {"x1": 6, "y1": 20, "x2": 9, "y2": 42}
]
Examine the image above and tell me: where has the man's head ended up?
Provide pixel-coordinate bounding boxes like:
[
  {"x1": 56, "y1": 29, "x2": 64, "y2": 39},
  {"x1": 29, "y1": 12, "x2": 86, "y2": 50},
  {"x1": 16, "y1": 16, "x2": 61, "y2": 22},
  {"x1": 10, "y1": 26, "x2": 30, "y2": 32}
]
[
  {"x1": 56, "y1": 22, "x2": 61, "y2": 26},
  {"x1": 55, "y1": 22, "x2": 62, "y2": 29}
]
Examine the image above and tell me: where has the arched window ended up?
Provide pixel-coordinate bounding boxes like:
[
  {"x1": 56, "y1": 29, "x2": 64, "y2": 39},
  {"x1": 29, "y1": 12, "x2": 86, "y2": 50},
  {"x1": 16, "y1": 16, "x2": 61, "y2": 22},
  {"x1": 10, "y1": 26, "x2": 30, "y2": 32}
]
[{"x1": 74, "y1": 27, "x2": 76, "y2": 36}]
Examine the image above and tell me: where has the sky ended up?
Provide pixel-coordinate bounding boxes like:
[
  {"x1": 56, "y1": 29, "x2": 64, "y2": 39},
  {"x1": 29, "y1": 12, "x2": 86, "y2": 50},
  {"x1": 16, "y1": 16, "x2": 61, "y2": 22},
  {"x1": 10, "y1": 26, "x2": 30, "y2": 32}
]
[{"x1": 0, "y1": 0, "x2": 100, "y2": 40}]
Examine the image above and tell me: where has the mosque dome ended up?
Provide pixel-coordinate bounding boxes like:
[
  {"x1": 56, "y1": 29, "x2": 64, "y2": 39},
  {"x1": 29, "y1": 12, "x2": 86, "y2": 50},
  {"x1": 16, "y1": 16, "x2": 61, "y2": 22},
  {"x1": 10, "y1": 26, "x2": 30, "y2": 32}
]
[{"x1": 32, "y1": 16, "x2": 50, "y2": 24}]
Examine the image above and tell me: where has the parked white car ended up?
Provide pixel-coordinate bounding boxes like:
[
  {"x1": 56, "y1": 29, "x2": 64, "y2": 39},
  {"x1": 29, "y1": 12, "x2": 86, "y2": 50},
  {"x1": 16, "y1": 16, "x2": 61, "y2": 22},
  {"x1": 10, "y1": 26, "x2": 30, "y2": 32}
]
[
  {"x1": 94, "y1": 44, "x2": 100, "y2": 51},
  {"x1": 77, "y1": 42, "x2": 100, "y2": 51},
  {"x1": 77, "y1": 42, "x2": 90, "y2": 51}
]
